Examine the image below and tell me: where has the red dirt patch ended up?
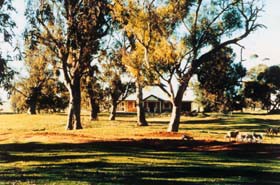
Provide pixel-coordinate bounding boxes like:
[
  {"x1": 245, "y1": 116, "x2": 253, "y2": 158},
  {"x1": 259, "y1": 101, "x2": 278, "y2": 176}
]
[
  {"x1": 136, "y1": 131, "x2": 187, "y2": 138},
  {"x1": 4, "y1": 131, "x2": 280, "y2": 158}
]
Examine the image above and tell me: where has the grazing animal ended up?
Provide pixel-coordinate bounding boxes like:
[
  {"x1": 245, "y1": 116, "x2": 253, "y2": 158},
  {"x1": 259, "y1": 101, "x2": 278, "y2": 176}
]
[
  {"x1": 181, "y1": 134, "x2": 193, "y2": 141},
  {"x1": 245, "y1": 134, "x2": 255, "y2": 143},
  {"x1": 266, "y1": 127, "x2": 279, "y2": 136},
  {"x1": 253, "y1": 132, "x2": 263, "y2": 143},
  {"x1": 225, "y1": 130, "x2": 239, "y2": 141},
  {"x1": 237, "y1": 134, "x2": 247, "y2": 142},
  {"x1": 272, "y1": 128, "x2": 279, "y2": 135},
  {"x1": 266, "y1": 128, "x2": 271, "y2": 135}
]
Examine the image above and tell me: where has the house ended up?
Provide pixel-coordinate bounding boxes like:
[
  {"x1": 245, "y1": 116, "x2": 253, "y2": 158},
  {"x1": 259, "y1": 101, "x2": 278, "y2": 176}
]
[{"x1": 117, "y1": 86, "x2": 201, "y2": 113}]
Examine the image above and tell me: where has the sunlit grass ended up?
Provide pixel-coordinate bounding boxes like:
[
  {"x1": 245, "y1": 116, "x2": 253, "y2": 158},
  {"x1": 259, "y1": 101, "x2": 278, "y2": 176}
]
[
  {"x1": 0, "y1": 112, "x2": 280, "y2": 144},
  {"x1": 0, "y1": 141, "x2": 279, "y2": 184},
  {"x1": 0, "y1": 112, "x2": 280, "y2": 184}
]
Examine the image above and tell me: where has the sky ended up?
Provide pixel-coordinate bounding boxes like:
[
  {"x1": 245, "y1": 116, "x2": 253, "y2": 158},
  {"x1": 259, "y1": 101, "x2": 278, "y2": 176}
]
[
  {"x1": 239, "y1": 0, "x2": 280, "y2": 68},
  {"x1": 1, "y1": 0, "x2": 280, "y2": 110}
]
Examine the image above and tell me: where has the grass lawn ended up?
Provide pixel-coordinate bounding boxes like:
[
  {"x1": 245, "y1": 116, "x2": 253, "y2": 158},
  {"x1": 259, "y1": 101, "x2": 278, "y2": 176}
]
[{"x1": 0, "y1": 112, "x2": 279, "y2": 184}]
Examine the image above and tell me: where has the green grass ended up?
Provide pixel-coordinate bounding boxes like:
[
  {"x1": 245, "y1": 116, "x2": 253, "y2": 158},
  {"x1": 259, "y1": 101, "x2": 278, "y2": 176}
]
[{"x1": 0, "y1": 112, "x2": 280, "y2": 184}]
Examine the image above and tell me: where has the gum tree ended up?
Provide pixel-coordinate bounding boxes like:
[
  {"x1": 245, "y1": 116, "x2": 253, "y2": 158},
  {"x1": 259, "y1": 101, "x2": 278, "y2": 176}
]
[
  {"x1": 25, "y1": 0, "x2": 111, "y2": 129},
  {"x1": 149, "y1": 0, "x2": 264, "y2": 132},
  {"x1": 101, "y1": 52, "x2": 135, "y2": 120},
  {"x1": 0, "y1": 0, "x2": 16, "y2": 103},
  {"x1": 112, "y1": 0, "x2": 191, "y2": 126},
  {"x1": 196, "y1": 47, "x2": 246, "y2": 113}
]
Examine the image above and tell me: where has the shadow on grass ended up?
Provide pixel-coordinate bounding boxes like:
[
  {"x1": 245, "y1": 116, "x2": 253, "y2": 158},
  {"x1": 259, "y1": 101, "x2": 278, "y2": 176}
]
[
  {"x1": 0, "y1": 140, "x2": 279, "y2": 185},
  {"x1": 148, "y1": 118, "x2": 224, "y2": 125},
  {"x1": 216, "y1": 118, "x2": 280, "y2": 132},
  {"x1": 149, "y1": 112, "x2": 280, "y2": 132}
]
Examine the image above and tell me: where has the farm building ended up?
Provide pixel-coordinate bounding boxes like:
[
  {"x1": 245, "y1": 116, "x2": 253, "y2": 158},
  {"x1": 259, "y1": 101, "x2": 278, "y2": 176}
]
[{"x1": 117, "y1": 86, "x2": 202, "y2": 113}]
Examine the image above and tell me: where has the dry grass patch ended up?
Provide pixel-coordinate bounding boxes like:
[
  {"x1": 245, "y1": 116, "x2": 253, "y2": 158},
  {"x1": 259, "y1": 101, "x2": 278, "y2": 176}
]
[
  {"x1": 0, "y1": 112, "x2": 280, "y2": 184},
  {"x1": 0, "y1": 112, "x2": 279, "y2": 144}
]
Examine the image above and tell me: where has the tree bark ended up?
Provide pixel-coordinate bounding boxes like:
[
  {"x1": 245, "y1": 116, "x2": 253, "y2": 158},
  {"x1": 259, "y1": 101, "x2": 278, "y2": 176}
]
[
  {"x1": 66, "y1": 77, "x2": 82, "y2": 130},
  {"x1": 90, "y1": 99, "x2": 99, "y2": 121},
  {"x1": 28, "y1": 101, "x2": 36, "y2": 115},
  {"x1": 26, "y1": 87, "x2": 40, "y2": 115},
  {"x1": 109, "y1": 102, "x2": 117, "y2": 120},
  {"x1": 167, "y1": 85, "x2": 185, "y2": 132},
  {"x1": 167, "y1": 103, "x2": 182, "y2": 132},
  {"x1": 87, "y1": 82, "x2": 99, "y2": 121},
  {"x1": 136, "y1": 81, "x2": 148, "y2": 126}
]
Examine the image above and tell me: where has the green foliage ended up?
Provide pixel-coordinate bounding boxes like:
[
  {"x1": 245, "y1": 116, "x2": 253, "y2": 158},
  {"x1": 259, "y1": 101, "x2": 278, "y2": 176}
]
[
  {"x1": 11, "y1": 76, "x2": 69, "y2": 114},
  {"x1": 258, "y1": 65, "x2": 280, "y2": 88},
  {"x1": 24, "y1": 0, "x2": 112, "y2": 128},
  {"x1": 244, "y1": 81, "x2": 270, "y2": 110},
  {"x1": 257, "y1": 65, "x2": 280, "y2": 112},
  {"x1": 0, "y1": 0, "x2": 15, "y2": 43},
  {"x1": 0, "y1": 0, "x2": 16, "y2": 100},
  {"x1": 113, "y1": 0, "x2": 264, "y2": 131},
  {"x1": 81, "y1": 66, "x2": 104, "y2": 120},
  {"x1": 0, "y1": 56, "x2": 15, "y2": 90},
  {"x1": 37, "y1": 81, "x2": 69, "y2": 112},
  {"x1": 100, "y1": 44, "x2": 135, "y2": 110},
  {"x1": 10, "y1": 44, "x2": 69, "y2": 114},
  {"x1": 246, "y1": 64, "x2": 268, "y2": 81},
  {"x1": 196, "y1": 47, "x2": 246, "y2": 113},
  {"x1": 244, "y1": 65, "x2": 280, "y2": 112}
]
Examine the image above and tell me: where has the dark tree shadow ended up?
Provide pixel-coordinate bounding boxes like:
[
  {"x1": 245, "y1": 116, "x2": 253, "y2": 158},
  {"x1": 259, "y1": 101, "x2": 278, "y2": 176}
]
[{"x1": 0, "y1": 140, "x2": 279, "y2": 185}]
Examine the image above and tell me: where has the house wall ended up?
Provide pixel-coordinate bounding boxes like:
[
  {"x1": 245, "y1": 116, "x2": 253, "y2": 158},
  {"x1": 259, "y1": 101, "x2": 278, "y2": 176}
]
[
  {"x1": 127, "y1": 101, "x2": 136, "y2": 112},
  {"x1": 117, "y1": 101, "x2": 136, "y2": 112},
  {"x1": 117, "y1": 100, "x2": 199, "y2": 113},
  {"x1": 116, "y1": 101, "x2": 126, "y2": 112},
  {"x1": 144, "y1": 101, "x2": 161, "y2": 113},
  {"x1": 162, "y1": 101, "x2": 172, "y2": 112}
]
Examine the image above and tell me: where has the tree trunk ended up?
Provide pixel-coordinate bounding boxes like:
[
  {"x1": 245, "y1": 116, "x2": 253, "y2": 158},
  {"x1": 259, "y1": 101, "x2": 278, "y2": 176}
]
[
  {"x1": 136, "y1": 81, "x2": 148, "y2": 126},
  {"x1": 28, "y1": 101, "x2": 36, "y2": 115},
  {"x1": 27, "y1": 88, "x2": 39, "y2": 115},
  {"x1": 66, "y1": 77, "x2": 82, "y2": 130},
  {"x1": 167, "y1": 85, "x2": 185, "y2": 132},
  {"x1": 87, "y1": 84, "x2": 99, "y2": 121},
  {"x1": 167, "y1": 103, "x2": 182, "y2": 132},
  {"x1": 90, "y1": 99, "x2": 99, "y2": 121},
  {"x1": 109, "y1": 102, "x2": 117, "y2": 120}
]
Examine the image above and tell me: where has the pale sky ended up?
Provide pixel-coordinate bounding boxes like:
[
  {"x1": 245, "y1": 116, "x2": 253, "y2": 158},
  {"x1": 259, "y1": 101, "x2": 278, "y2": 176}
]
[
  {"x1": 9, "y1": 0, "x2": 280, "y2": 68},
  {"x1": 1, "y1": 0, "x2": 280, "y2": 110},
  {"x1": 240, "y1": 0, "x2": 280, "y2": 68}
]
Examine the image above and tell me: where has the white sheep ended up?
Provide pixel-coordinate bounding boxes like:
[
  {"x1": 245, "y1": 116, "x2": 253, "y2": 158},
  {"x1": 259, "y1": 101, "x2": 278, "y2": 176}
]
[
  {"x1": 253, "y1": 132, "x2": 263, "y2": 143},
  {"x1": 225, "y1": 130, "x2": 239, "y2": 141},
  {"x1": 181, "y1": 134, "x2": 194, "y2": 141},
  {"x1": 237, "y1": 134, "x2": 247, "y2": 142},
  {"x1": 245, "y1": 133, "x2": 255, "y2": 143}
]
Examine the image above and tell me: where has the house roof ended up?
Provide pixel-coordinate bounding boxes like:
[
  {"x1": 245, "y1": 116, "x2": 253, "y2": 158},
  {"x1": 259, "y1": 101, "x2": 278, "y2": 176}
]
[
  {"x1": 125, "y1": 86, "x2": 196, "y2": 102},
  {"x1": 144, "y1": 94, "x2": 164, "y2": 101}
]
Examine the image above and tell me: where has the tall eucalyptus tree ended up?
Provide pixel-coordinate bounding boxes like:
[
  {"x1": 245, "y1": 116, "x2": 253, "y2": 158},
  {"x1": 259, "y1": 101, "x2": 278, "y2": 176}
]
[{"x1": 25, "y1": 0, "x2": 111, "y2": 129}]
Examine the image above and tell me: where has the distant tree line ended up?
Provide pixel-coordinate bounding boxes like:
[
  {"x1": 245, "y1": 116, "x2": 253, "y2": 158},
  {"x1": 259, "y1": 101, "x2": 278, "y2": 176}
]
[
  {"x1": 244, "y1": 64, "x2": 280, "y2": 113},
  {"x1": 193, "y1": 62, "x2": 280, "y2": 114}
]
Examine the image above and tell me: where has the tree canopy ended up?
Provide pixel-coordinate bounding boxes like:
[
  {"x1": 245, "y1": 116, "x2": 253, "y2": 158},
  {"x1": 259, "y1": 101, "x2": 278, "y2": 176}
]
[
  {"x1": 0, "y1": 0, "x2": 265, "y2": 133},
  {"x1": 11, "y1": 43, "x2": 68, "y2": 114},
  {"x1": 25, "y1": 0, "x2": 111, "y2": 129},
  {"x1": 113, "y1": 0, "x2": 264, "y2": 132},
  {"x1": 0, "y1": 0, "x2": 16, "y2": 102},
  {"x1": 196, "y1": 47, "x2": 246, "y2": 113}
]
